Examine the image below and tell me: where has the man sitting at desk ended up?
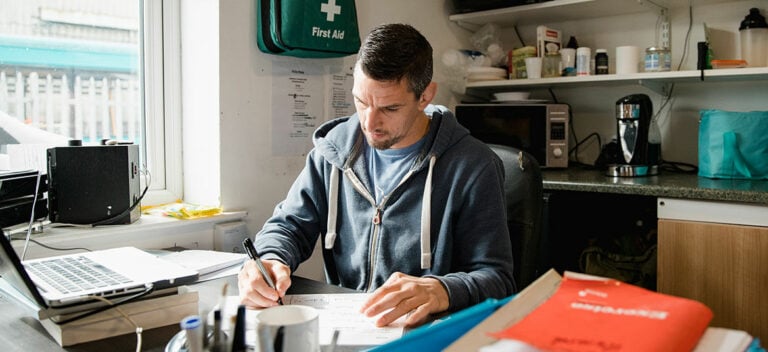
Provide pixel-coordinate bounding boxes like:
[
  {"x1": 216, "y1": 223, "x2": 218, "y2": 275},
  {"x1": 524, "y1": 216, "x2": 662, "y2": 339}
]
[{"x1": 238, "y1": 23, "x2": 515, "y2": 328}]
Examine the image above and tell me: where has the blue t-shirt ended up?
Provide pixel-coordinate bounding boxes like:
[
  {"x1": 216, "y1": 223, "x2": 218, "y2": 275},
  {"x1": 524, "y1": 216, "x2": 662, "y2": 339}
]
[{"x1": 366, "y1": 137, "x2": 426, "y2": 204}]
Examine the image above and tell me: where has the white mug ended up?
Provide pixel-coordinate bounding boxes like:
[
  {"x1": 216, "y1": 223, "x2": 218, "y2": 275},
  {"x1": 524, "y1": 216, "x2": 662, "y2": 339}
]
[
  {"x1": 524, "y1": 57, "x2": 543, "y2": 79},
  {"x1": 255, "y1": 305, "x2": 319, "y2": 352}
]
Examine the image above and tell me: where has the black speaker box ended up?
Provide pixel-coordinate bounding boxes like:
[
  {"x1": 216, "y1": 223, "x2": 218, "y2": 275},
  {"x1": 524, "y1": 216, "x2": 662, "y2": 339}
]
[{"x1": 47, "y1": 145, "x2": 141, "y2": 225}]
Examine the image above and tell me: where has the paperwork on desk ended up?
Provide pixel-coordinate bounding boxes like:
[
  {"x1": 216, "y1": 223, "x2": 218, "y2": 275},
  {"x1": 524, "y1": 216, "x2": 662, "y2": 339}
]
[
  {"x1": 218, "y1": 294, "x2": 405, "y2": 348},
  {"x1": 155, "y1": 250, "x2": 246, "y2": 281}
]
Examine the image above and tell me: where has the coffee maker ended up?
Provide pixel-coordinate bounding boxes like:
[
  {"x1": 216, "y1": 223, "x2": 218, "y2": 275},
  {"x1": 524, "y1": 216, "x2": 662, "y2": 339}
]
[{"x1": 607, "y1": 94, "x2": 660, "y2": 177}]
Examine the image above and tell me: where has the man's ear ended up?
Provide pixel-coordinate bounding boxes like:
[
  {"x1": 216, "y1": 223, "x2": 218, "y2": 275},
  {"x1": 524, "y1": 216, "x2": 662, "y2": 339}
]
[{"x1": 418, "y1": 82, "x2": 437, "y2": 110}]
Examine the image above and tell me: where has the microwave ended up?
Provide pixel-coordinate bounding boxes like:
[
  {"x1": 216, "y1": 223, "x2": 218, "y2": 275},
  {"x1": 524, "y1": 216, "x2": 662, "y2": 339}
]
[{"x1": 455, "y1": 103, "x2": 569, "y2": 168}]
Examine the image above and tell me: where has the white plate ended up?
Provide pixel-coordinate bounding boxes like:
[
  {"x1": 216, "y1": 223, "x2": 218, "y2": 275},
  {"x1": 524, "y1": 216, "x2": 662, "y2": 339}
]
[
  {"x1": 491, "y1": 99, "x2": 549, "y2": 104},
  {"x1": 468, "y1": 75, "x2": 506, "y2": 82},
  {"x1": 467, "y1": 67, "x2": 507, "y2": 75}
]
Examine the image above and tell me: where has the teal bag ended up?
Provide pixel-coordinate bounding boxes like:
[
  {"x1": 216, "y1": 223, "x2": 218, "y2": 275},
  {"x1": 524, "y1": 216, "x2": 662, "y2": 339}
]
[
  {"x1": 257, "y1": 0, "x2": 361, "y2": 58},
  {"x1": 698, "y1": 109, "x2": 768, "y2": 179}
]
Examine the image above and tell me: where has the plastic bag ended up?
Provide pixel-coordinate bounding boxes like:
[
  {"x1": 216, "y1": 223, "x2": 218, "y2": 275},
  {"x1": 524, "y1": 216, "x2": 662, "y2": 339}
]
[{"x1": 698, "y1": 109, "x2": 768, "y2": 179}]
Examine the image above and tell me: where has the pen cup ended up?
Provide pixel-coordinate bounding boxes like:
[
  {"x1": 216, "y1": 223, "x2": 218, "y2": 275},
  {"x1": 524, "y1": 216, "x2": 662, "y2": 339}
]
[{"x1": 255, "y1": 305, "x2": 320, "y2": 352}]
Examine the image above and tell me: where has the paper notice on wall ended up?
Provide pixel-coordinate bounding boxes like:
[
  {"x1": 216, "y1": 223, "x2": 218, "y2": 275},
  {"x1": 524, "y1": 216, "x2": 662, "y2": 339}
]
[
  {"x1": 272, "y1": 62, "x2": 325, "y2": 156},
  {"x1": 327, "y1": 61, "x2": 355, "y2": 120}
]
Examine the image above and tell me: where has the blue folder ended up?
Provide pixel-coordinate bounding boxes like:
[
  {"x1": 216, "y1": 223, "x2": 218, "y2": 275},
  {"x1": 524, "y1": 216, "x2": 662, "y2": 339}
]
[{"x1": 367, "y1": 295, "x2": 514, "y2": 352}]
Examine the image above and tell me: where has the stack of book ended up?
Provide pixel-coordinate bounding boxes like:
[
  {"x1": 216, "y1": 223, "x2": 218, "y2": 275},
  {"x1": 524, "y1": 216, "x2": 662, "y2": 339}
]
[{"x1": 37, "y1": 288, "x2": 198, "y2": 347}]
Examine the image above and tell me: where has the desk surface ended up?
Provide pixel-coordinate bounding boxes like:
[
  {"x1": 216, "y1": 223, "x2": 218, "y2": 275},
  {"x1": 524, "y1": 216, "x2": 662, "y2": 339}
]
[
  {"x1": 543, "y1": 168, "x2": 768, "y2": 204},
  {"x1": 0, "y1": 275, "x2": 357, "y2": 352}
]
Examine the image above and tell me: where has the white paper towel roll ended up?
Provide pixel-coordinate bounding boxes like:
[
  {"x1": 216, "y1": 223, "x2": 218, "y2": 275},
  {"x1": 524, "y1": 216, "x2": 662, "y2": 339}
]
[{"x1": 616, "y1": 46, "x2": 640, "y2": 74}]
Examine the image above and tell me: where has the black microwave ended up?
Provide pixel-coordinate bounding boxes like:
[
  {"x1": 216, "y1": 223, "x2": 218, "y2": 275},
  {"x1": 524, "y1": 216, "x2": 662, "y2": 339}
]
[{"x1": 455, "y1": 103, "x2": 569, "y2": 168}]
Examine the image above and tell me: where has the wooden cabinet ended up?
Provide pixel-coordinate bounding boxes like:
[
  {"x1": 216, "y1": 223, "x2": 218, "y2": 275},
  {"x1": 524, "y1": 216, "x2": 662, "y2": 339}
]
[{"x1": 657, "y1": 198, "x2": 768, "y2": 342}]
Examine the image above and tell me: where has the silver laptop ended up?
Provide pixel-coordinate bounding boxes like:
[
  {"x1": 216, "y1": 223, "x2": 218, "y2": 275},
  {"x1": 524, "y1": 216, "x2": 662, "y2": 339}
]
[{"x1": 0, "y1": 233, "x2": 199, "y2": 310}]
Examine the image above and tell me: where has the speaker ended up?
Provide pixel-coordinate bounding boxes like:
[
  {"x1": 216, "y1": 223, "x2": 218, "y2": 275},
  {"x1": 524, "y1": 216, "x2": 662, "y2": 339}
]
[{"x1": 47, "y1": 145, "x2": 141, "y2": 225}]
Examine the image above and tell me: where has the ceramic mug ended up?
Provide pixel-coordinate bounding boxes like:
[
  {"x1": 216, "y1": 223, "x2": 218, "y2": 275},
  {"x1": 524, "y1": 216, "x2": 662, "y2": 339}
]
[{"x1": 255, "y1": 305, "x2": 319, "y2": 352}]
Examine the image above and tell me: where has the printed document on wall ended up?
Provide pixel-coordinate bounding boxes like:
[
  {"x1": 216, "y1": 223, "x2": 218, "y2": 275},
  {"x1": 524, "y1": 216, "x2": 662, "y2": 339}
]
[{"x1": 272, "y1": 61, "x2": 325, "y2": 156}]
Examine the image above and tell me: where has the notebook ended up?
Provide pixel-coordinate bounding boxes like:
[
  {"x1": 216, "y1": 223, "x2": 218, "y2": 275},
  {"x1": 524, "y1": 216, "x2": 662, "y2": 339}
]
[{"x1": 0, "y1": 233, "x2": 199, "y2": 310}]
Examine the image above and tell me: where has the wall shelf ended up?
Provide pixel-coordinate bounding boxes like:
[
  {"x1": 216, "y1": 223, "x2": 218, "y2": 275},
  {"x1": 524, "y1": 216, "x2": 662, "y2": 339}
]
[
  {"x1": 464, "y1": 67, "x2": 768, "y2": 95},
  {"x1": 449, "y1": 0, "x2": 729, "y2": 28}
]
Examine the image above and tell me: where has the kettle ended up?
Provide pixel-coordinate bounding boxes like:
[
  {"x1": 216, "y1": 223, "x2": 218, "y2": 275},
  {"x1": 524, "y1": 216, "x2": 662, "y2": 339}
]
[{"x1": 607, "y1": 94, "x2": 660, "y2": 177}]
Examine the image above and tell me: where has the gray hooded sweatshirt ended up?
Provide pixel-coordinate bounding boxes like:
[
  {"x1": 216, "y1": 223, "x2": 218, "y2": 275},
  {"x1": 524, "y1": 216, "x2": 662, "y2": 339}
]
[{"x1": 253, "y1": 104, "x2": 516, "y2": 312}]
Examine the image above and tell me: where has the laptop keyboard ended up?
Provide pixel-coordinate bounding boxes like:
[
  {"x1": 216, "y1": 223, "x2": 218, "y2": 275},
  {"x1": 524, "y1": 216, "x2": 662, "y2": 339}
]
[{"x1": 26, "y1": 256, "x2": 134, "y2": 294}]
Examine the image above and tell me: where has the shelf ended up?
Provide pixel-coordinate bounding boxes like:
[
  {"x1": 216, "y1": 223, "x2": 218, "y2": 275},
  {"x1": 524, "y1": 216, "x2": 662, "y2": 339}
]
[
  {"x1": 448, "y1": 0, "x2": 729, "y2": 27},
  {"x1": 464, "y1": 67, "x2": 768, "y2": 95}
]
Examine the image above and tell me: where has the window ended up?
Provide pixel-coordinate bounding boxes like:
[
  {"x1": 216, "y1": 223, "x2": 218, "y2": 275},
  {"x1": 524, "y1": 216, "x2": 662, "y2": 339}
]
[{"x1": 0, "y1": 0, "x2": 181, "y2": 205}]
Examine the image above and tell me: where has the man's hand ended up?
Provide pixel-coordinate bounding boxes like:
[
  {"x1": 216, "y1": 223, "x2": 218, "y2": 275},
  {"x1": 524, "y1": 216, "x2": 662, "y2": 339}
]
[
  {"x1": 359, "y1": 272, "x2": 450, "y2": 328},
  {"x1": 238, "y1": 259, "x2": 291, "y2": 308}
]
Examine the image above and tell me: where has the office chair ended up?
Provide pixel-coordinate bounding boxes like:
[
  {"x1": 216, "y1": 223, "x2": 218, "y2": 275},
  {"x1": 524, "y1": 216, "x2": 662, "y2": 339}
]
[{"x1": 487, "y1": 144, "x2": 545, "y2": 290}]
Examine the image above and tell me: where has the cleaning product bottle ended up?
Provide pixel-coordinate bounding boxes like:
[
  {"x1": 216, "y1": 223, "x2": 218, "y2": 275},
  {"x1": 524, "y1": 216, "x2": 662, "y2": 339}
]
[{"x1": 739, "y1": 8, "x2": 768, "y2": 67}]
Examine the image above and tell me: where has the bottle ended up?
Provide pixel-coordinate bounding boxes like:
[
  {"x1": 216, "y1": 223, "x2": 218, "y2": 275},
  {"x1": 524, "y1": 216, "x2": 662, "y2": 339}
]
[
  {"x1": 566, "y1": 36, "x2": 579, "y2": 49},
  {"x1": 595, "y1": 49, "x2": 609, "y2": 74},
  {"x1": 739, "y1": 8, "x2": 768, "y2": 67},
  {"x1": 576, "y1": 47, "x2": 591, "y2": 76}
]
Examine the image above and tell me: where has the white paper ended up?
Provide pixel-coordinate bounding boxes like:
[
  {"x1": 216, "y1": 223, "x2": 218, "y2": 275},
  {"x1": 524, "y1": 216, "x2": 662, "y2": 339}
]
[
  {"x1": 271, "y1": 62, "x2": 326, "y2": 156},
  {"x1": 284, "y1": 293, "x2": 406, "y2": 346}
]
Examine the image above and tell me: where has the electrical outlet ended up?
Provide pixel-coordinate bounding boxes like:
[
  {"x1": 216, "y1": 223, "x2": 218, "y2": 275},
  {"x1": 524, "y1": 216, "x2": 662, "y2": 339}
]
[{"x1": 214, "y1": 221, "x2": 250, "y2": 253}]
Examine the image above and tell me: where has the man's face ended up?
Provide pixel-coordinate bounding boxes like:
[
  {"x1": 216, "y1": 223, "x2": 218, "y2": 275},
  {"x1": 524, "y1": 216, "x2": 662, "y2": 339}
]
[{"x1": 352, "y1": 66, "x2": 430, "y2": 150}]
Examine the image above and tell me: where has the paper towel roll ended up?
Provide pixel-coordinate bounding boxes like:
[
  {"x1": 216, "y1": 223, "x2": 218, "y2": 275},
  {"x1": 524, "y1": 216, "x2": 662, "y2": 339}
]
[{"x1": 616, "y1": 46, "x2": 640, "y2": 74}]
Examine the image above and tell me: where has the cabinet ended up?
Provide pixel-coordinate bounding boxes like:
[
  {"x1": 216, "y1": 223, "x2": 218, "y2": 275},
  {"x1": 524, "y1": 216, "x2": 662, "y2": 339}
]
[
  {"x1": 448, "y1": 0, "x2": 768, "y2": 95},
  {"x1": 657, "y1": 198, "x2": 768, "y2": 342}
]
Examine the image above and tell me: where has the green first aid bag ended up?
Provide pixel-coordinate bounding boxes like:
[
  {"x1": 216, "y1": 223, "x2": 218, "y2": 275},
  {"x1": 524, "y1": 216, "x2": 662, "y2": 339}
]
[
  {"x1": 698, "y1": 109, "x2": 768, "y2": 179},
  {"x1": 257, "y1": 0, "x2": 361, "y2": 58}
]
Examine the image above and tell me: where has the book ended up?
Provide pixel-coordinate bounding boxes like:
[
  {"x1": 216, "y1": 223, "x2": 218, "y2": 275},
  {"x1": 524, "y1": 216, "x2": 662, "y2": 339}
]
[
  {"x1": 39, "y1": 290, "x2": 199, "y2": 346},
  {"x1": 490, "y1": 271, "x2": 713, "y2": 351},
  {"x1": 536, "y1": 25, "x2": 561, "y2": 57},
  {"x1": 447, "y1": 270, "x2": 729, "y2": 352}
]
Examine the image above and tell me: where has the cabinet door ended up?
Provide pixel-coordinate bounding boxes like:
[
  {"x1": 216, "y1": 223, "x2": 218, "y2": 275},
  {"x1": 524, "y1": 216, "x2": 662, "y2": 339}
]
[{"x1": 658, "y1": 219, "x2": 768, "y2": 342}]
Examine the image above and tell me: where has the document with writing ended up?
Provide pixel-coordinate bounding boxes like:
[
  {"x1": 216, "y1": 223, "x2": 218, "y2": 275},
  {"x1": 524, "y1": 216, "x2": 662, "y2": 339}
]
[{"x1": 284, "y1": 293, "x2": 406, "y2": 346}]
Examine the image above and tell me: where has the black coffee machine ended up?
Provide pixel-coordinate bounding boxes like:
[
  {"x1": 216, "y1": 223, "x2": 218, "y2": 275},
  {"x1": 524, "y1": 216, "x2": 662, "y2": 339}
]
[{"x1": 607, "y1": 94, "x2": 660, "y2": 177}]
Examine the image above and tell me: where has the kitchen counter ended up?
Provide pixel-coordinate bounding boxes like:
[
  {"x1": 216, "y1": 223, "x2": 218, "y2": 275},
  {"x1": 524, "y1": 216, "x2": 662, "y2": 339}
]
[{"x1": 543, "y1": 168, "x2": 768, "y2": 204}]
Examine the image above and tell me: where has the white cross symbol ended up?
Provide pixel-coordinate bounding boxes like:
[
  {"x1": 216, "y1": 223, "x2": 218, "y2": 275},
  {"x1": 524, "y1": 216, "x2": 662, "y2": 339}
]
[{"x1": 320, "y1": 0, "x2": 341, "y2": 22}]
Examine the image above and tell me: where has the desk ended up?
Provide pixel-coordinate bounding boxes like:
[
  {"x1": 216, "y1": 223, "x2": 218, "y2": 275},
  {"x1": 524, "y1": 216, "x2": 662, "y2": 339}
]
[{"x1": 0, "y1": 275, "x2": 358, "y2": 352}]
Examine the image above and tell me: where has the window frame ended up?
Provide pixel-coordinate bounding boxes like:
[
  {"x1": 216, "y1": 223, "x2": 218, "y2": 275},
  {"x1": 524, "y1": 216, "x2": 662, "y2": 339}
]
[{"x1": 141, "y1": 0, "x2": 182, "y2": 205}]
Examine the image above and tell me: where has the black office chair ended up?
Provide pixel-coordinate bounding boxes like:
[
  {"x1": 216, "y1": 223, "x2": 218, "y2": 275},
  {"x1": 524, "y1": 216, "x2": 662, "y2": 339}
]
[{"x1": 488, "y1": 144, "x2": 545, "y2": 290}]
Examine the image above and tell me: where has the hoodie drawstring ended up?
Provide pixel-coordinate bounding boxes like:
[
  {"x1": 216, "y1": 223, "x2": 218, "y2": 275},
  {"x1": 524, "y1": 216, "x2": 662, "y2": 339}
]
[
  {"x1": 324, "y1": 154, "x2": 436, "y2": 270},
  {"x1": 420, "y1": 155, "x2": 436, "y2": 269},
  {"x1": 325, "y1": 166, "x2": 340, "y2": 249}
]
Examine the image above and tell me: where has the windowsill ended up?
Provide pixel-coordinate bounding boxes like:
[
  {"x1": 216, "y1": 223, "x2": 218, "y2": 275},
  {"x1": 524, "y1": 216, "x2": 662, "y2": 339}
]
[{"x1": 11, "y1": 211, "x2": 248, "y2": 260}]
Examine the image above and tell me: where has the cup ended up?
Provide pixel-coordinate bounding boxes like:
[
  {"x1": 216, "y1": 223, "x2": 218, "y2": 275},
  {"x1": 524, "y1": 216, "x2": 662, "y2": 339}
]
[
  {"x1": 524, "y1": 57, "x2": 543, "y2": 79},
  {"x1": 255, "y1": 305, "x2": 319, "y2": 352},
  {"x1": 559, "y1": 48, "x2": 576, "y2": 76},
  {"x1": 616, "y1": 46, "x2": 640, "y2": 74}
]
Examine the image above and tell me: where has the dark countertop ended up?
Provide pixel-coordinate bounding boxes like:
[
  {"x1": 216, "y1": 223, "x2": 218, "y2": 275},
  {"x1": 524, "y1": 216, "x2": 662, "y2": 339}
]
[{"x1": 542, "y1": 168, "x2": 768, "y2": 204}]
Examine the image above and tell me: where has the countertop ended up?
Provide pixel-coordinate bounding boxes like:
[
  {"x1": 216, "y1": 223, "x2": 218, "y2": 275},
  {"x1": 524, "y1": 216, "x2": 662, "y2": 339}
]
[{"x1": 542, "y1": 168, "x2": 768, "y2": 204}]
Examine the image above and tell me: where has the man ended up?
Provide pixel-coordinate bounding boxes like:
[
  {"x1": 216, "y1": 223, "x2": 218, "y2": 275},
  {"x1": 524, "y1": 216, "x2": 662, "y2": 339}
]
[{"x1": 239, "y1": 23, "x2": 515, "y2": 328}]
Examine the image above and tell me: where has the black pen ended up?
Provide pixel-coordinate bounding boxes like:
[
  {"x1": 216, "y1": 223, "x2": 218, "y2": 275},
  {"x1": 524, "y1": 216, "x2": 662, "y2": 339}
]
[{"x1": 242, "y1": 238, "x2": 284, "y2": 305}]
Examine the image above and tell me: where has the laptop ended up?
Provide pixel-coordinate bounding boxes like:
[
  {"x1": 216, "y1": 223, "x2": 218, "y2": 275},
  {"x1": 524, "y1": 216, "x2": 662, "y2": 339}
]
[{"x1": 0, "y1": 233, "x2": 199, "y2": 311}]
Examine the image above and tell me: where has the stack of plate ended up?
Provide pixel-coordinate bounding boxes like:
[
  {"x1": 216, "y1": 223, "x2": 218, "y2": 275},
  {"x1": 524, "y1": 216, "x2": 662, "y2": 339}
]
[
  {"x1": 467, "y1": 67, "x2": 507, "y2": 82},
  {"x1": 492, "y1": 91, "x2": 548, "y2": 104}
]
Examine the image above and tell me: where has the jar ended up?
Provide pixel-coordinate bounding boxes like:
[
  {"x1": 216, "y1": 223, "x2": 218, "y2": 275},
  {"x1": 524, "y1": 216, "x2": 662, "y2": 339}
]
[
  {"x1": 644, "y1": 47, "x2": 671, "y2": 72},
  {"x1": 543, "y1": 52, "x2": 562, "y2": 78},
  {"x1": 595, "y1": 49, "x2": 609, "y2": 74}
]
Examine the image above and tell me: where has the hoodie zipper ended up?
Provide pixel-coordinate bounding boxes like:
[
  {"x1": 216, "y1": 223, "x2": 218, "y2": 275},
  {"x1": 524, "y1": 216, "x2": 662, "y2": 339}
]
[{"x1": 344, "y1": 168, "x2": 419, "y2": 291}]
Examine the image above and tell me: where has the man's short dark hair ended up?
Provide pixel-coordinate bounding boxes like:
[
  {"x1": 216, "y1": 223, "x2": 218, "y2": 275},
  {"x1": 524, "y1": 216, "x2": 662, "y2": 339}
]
[{"x1": 356, "y1": 23, "x2": 433, "y2": 98}]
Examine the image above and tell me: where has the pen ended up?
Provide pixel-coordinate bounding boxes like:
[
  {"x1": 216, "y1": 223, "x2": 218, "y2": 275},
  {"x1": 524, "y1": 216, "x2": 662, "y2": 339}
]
[{"x1": 242, "y1": 238, "x2": 284, "y2": 305}]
